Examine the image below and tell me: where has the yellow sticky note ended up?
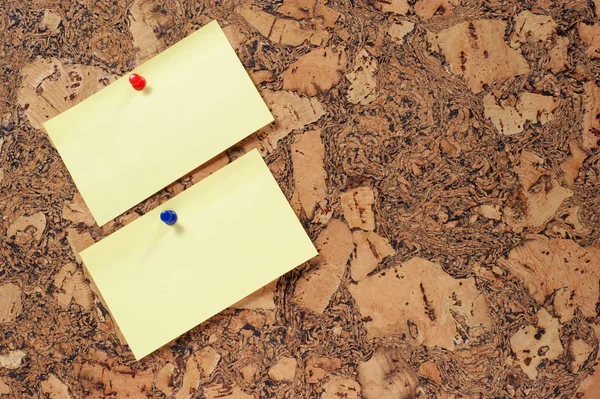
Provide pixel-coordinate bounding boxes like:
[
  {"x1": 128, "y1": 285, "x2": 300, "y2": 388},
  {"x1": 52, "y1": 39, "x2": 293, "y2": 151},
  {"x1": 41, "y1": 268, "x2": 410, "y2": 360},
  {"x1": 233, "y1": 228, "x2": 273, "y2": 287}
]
[
  {"x1": 43, "y1": 21, "x2": 273, "y2": 226},
  {"x1": 80, "y1": 150, "x2": 317, "y2": 360}
]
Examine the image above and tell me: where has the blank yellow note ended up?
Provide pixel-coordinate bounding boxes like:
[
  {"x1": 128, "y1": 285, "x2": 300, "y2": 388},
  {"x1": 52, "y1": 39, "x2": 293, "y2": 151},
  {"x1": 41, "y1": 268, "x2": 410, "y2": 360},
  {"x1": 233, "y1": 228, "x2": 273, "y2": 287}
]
[
  {"x1": 43, "y1": 21, "x2": 273, "y2": 226},
  {"x1": 80, "y1": 150, "x2": 317, "y2": 360}
]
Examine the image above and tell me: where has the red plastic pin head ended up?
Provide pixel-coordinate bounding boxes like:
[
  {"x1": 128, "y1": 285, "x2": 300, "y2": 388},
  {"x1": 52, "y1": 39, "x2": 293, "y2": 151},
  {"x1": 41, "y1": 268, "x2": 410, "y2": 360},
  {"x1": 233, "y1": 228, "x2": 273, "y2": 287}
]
[{"x1": 129, "y1": 73, "x2": 146, "y2": 91}]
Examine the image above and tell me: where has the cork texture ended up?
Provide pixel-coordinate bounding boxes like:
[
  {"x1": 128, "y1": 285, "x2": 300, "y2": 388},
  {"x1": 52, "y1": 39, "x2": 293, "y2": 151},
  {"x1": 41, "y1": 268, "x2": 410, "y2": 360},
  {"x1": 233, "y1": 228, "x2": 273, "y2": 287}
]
[{"x1": 1, "y1": 0, "x2": 600, "y2": 397}]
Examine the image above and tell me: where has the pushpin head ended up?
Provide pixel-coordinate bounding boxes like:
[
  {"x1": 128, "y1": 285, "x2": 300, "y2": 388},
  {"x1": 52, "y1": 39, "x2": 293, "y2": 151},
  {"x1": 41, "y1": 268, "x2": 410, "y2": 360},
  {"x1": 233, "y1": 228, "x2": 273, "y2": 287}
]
[
  {"x1": 160, "y1": 210, "x2": 177, "y2": 225},
  {"x1": 129, "y1": 73, "x2": 146, "y2": 91}
]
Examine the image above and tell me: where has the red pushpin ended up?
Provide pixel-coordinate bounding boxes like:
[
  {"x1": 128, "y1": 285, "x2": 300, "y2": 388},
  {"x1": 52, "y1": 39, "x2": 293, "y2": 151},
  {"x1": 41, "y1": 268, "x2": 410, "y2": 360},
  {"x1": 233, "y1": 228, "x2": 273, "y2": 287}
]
[{"x1": 129, "y1": 73, "x2": 146, "y2": 91}]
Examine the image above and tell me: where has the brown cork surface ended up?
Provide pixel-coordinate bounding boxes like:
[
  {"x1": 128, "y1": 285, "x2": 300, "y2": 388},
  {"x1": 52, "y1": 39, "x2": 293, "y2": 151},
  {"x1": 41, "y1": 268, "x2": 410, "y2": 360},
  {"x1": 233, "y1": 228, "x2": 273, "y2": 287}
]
[{"x1": 1, "y1": 0, "x2": 600, "y2": 397}]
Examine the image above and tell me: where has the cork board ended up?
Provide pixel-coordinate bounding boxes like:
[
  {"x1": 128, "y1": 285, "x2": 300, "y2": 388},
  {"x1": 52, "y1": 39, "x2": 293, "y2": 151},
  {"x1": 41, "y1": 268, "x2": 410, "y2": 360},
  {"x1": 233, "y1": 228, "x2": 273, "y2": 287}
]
[{"x1": 1, "y1": 0, "x2": 600, "y2": 398}]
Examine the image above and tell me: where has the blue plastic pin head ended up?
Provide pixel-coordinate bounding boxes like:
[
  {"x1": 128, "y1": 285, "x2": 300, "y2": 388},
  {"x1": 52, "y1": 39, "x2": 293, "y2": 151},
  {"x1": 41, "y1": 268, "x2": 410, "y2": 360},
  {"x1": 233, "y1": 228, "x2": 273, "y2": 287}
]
[{"x1": 160, "y1": 210, "x2": 177, "y2": 225}]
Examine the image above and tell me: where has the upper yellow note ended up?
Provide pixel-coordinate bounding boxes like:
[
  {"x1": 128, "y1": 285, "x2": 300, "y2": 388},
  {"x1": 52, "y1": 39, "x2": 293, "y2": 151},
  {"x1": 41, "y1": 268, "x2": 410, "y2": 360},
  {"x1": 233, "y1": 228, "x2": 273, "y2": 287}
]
[
  {"x1": 43, "y1": 21, "x2": 273, "y2": 226},
  {"x1": 80, "y1": 150, "x2": 318, "y2": 360}
]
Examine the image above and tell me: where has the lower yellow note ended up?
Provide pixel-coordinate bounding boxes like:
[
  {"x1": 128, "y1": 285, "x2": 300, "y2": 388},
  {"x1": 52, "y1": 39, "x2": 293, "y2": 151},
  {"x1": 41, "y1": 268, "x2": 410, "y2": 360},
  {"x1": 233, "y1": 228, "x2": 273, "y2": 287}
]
[{"x1": 80, "y1": 150, "x2": 317, "y2": 360}]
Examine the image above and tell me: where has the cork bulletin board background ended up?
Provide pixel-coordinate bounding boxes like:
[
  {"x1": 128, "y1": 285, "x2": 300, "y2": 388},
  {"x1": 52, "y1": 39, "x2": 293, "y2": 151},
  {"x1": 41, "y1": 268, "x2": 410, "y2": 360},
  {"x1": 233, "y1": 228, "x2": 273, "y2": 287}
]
[{"x1": 0, "y1": 0, "x2": 600, "y2": 397}]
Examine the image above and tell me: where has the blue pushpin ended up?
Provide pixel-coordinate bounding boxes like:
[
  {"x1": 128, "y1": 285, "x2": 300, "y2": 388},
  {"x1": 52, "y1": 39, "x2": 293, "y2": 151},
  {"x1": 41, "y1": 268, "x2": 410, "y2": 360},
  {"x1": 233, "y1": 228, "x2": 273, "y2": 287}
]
[{"x1": 160, "y1": 210, "x2": 177, "y2": 225}]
